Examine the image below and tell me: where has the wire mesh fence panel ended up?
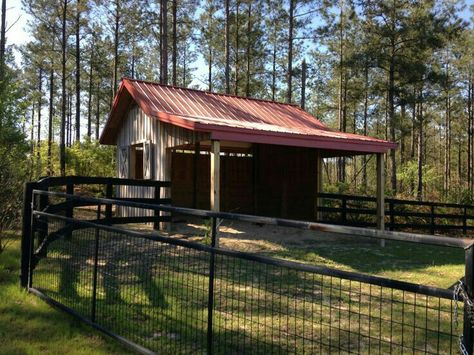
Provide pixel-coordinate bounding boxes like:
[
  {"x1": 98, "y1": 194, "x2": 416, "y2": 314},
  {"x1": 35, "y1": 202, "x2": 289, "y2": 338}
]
[
  {"x1": 31, "y1": 214, "x2": 211, "y2": 354},
  {"x1": 29, "y1": 210, "x2": 464, "y2": 355},
  {"x1": 212, "y1": 253, "x2": 461, "y2": 354},
  {"x1": 94, "y1": 228, "x2": 210, "y2": 353},
  {"x1": 33, "y1": 217, "x2": 96, "y2": 318}
]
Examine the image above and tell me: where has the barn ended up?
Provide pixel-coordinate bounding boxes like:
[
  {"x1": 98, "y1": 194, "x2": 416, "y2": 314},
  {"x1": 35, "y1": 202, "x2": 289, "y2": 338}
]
[{"x1": 99, "y1": 78, "x2": 397, "y2": 226}]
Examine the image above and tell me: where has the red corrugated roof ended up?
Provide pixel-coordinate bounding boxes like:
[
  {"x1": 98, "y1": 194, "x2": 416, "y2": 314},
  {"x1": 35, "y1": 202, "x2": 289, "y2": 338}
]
[{"x1": 100, "y1": 78, "x2": 397, "y2": 154}]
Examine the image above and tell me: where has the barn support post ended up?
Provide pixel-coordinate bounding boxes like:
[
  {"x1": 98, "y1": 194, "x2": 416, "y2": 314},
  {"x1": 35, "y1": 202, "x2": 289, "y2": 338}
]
[
  {"x1": 210, "y1": 140, "x2": 220, "y2": 246},
  {"x1": 376, "y1": 152, "x2": 385, "y2": 247},
  {"x1": 161, "y1": 148, "x2": 172, "y2": 231},
  {"x1": 315, "y1": 150, "x2": 323, "y2": 221},
  {"x1": 193, "y1": 142, "x2": 200, "y2": 209}
]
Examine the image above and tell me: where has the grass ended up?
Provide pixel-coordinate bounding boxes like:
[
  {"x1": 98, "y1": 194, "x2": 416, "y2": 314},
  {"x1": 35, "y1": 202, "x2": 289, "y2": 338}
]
[
  {"x1": 267, "y1": 238, "x2": 465, "y2": 289},
  {"x1": 0, "y1": 235, "x2": 128, "y2": 355}
]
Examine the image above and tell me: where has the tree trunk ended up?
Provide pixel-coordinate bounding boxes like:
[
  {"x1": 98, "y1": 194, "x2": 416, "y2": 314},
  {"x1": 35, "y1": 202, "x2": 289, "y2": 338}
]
[
  {"x1": 48, "y1": 67, "x2": 54, "y2": 175},
  {"x1": 388, "y1": 47, "x2": 397, "y2": 194},
  {"x1": 271, "y1": 36, "x2": 276, "y2": 101},
  {"x1": 444, "y1": 56, "x2": 451, "y2": 195},
  {"x1": 75, "y1": 0, "x2": 81, "y2": 143},
  {"x1": 0, "y1": 0, "x2": 6, "y2": 91},
  {"x1": 286, "y1": 0, "x2": 294, "y2": 103},
  {"x1": 301, "y1": 59, "x2": 306, "y2": 109},
  {"x1": 95, "y1": 80, "x2": 100, "y2": 140},
  {"x1": 224, "y1": 0, "x2": 230, "y2": 94},
  {"x1": 468, "y1": 74, "x2": 473, "y2": 192},
  {"x1": 37, "y1": 67, "x2": 43, "y2": 160},
  {"x1": 245, "y1": 1, "x2": 251, "y2": 97},
  {"x1": 112, "y1": 0, "x2": 120, "y2": 97},
  {"x1": 234, "y1": 1, "x2": 240, "y2": 95},
  {"x1": 362, "y1": 61, "x2": 369, "y2": 193},
  {"x1": 172, "y1": 0, "x2": 177, "y2": 86},
  {"x1": 160, "y1": 0, "x2": 168, "y2": 85},
  {"x1": 60, "y1": 0, "x2": 67, "y2": 176},
  {"x1": 87, "y1": 44, "x2": 93, "y2": 138},
  {"x1": 337, "y1": 2, "x2": 345, "y2": 184},
  {"x1": 417, "y1": 88, "x2": 424, "y2": 200},
  {"x1": 30, "y1": 104, "x2": 35, "y2": 153}
]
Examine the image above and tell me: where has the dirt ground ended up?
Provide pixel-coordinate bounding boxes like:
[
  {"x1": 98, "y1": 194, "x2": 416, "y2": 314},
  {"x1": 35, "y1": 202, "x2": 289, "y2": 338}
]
[{"x1": 164, "y1": 215, "x2": 379, "y2": 253}]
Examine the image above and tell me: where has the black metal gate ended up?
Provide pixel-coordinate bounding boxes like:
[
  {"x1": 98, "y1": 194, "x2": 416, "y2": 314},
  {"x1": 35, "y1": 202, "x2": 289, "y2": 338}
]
[{"x1": 20, "y1": 177, "x2": 474, "y2": 354}]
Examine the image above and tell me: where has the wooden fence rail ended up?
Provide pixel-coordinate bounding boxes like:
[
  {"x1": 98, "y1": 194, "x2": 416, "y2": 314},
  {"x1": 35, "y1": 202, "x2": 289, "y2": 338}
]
[{"x1": 316, "y1": 192, "x2": 474, "y2": 235}]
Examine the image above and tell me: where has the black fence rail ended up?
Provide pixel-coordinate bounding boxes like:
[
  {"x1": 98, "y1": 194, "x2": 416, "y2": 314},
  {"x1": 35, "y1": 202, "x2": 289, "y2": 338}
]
[
  {"x1": 317, "y1": 192, "x2": 474, "y2": 235},
  {"x1": 20, "y1": 183, "x2": 474, "y2": 354},
  {"x1": 20, "y1": 176, "x2": 171, "y2": 289}
]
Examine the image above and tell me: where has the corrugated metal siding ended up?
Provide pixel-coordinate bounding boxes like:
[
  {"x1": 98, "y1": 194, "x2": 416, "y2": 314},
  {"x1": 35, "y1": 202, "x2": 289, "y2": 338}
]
[{"x1": 116, "y1": 104, "x2": 209, "y2": 217}]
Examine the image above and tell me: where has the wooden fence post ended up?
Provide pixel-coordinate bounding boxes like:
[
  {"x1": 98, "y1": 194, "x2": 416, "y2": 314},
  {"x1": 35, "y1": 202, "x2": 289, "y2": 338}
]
[
  {"x1": 430, "y1": 205, "x2": 435, "y2": 235},
  {"x1": 376, "y1": 153, "x2": 385, "y2": 247},
  {"x1": 20, "y1": 182, "x2": 35, "y2": 288},
  {"x1": 463, "y1": 245, "x2": 474, "y2": 354}
]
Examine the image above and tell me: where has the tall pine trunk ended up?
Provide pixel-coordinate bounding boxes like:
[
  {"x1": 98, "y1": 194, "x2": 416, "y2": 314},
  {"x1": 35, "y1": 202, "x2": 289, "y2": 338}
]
[
  {"x1": 37, "y1": 68, "x2": 43, "y2": 161},
  {"x1": 301, "y1": 59, "x2": 306, "y2": 109},
  {"x1": 87, "y1": 44, "x2": 93, "y2": 138},
  {"x1": 234, "y1": 1, "x2": 240, "y2": 95},
  {"x1": 95, "y1": 80, "x2": 100, "y2": 140},
  {"x1": 245, "y1": 2, "x2": 251, "y2": 97},
  {"x1": 224, "y1": 0, "x2": 230, "y2": 94},
  {"x1": 172, "y1": 0, "x2": 177, "y2": 86},
  {"x1": 160, "y1": 0, "x2": 168, "y2": 85},
  {"x1": 75, "y1": 0, "x2": 81, "y2": 142},
  {"x1": 286, "y1": 0, "x2": 294, "y2": 103},
  {"x1": 48, "y1": 67, "x2": 54, "y2": 175},
  {"x1": 112, "y1": 0, "x2": 120, "y2": 97},
  {"x1": 417, "y1": 88, "x2": 424, "y2": 200},
  {"x1": 60, "y1": 0, "x2": 67, "y2": 176}
]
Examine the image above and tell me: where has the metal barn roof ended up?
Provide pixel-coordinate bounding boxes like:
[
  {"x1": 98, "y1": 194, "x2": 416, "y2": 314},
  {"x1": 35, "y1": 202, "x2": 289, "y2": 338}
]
[{"x1": 100, "y1": 78, "x2": 397, "y2": 154}]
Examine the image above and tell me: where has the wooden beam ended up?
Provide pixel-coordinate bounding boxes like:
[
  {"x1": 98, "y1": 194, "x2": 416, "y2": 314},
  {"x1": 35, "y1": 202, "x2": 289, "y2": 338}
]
[
  {"x1": 376, "y1": 152, "x2": 385, "y2": 246},
  {"x1": 316, "y1": 150, "x2": 323, "y2": 221},
  {"x1": 210, "y1": 140, "x2": 220, "y2": 246},
  {"x1": 210, "y1": 140, "x2": 220, "y2": 212},
  {"x1": 252, "y1": 144, "x2": 259, "y2": 215},
  {"x1": 193, "y1": 142, "x2": 200, "y2": 209}
]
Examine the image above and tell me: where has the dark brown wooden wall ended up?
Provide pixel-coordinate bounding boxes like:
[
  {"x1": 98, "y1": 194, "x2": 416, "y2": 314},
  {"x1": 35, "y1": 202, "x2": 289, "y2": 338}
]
[{"x1": 171, "y1": 144, "x2": 317, "y2": 220}]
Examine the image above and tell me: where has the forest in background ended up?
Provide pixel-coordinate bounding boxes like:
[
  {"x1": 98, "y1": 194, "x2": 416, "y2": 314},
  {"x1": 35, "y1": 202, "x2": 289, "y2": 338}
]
[{"x1": 2, "y1": 0, "x2": 474, "y2": 205}]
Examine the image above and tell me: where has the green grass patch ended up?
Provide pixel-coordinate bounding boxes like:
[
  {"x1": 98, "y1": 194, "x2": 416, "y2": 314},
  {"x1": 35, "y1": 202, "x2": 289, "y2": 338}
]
[
  {"x1": 267, "y1": 239, "x2": 464, "y2": 289},
  {"x1": 0, "y1": 236, "x2": 128, "y2": 355}
]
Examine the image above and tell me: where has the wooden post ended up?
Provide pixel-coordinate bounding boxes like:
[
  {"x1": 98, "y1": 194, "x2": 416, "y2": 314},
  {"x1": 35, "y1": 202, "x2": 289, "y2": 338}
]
[
  {"x1": 193, "y1": 142, "x2": 200, "y2": 209},
  {"x1": 210, "y1": 140, "x2": 220, "y2": 246},
  {"x1": 376, "y1": 153, "x2": 385, "y2": 247},
  {"x1": 252, "y1": 144, "x2": 259, "y2": 215},
  {"x1": 315, "y1": 150, "x2": 323, "y2": 221},
  {"x1": 463, "y1": 245, "x2": 474, "y2": 354}
]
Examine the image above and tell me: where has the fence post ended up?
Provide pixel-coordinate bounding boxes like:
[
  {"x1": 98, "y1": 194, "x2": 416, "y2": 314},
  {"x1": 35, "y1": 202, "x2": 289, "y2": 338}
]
[
  {"x1": 430, "y1": 205, "x2": 435, "y2": 235},
  {"x1": 105, "y1": 182, "x2": 113, "y2": 222},
  {"x1": 153, "y1": 185, "x2": 160, "y2": 230},
  {"x1": 37, "y1": 187, "x2": 49, "y2": 246},
  {"x1": 463, "y1": 245, "x2": 474, "y2": 354},
  {"x1": 66, "y1": 183, "x2": 74, "y2": 219},
  {"x1": 207, "y1": 217, "x2": 217, "y2": 355},
  {"x1": 389, "y1": 201, "x2": 394, "y2": 231},
  {"x1": 20, "y1": 182, "x2": 35, "y2": 288},
  {"x1": 463, "y1": 207, "x2": 468, "y2": 235},
  {"x1": 341, "y1": 197, "x2": 347, "y2": 224},
  {"x1": 91, "y1": 203, "x2": 101, "y2": 323}
]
